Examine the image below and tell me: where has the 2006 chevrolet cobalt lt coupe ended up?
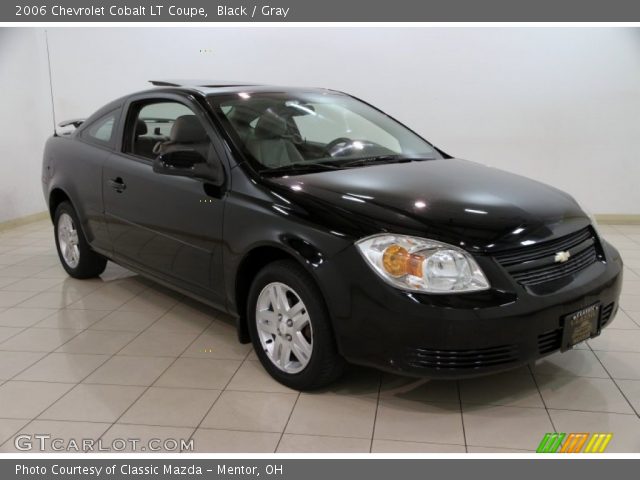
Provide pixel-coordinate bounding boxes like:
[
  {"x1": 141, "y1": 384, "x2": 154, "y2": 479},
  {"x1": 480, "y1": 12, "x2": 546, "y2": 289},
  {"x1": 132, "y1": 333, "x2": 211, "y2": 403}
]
[{"x1": 42, "y1": 80, "x2": 623, "y2": 390}]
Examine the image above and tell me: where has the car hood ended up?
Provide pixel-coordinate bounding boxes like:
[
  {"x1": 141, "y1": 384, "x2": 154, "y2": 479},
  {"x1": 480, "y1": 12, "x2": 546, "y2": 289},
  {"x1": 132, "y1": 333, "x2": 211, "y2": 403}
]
[{"x1": 267, "y1": 158, "x2": 589, "y2": 252}]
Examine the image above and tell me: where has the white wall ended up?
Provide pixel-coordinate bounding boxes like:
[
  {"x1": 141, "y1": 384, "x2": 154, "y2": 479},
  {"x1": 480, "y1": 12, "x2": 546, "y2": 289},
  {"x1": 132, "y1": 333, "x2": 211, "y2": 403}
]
[
  {"x1": 2, "y1": 27, "x2": 639, "y2": 222},
  {"x1": 0, "y1": 28, "x2": 54, "y2": 223}
]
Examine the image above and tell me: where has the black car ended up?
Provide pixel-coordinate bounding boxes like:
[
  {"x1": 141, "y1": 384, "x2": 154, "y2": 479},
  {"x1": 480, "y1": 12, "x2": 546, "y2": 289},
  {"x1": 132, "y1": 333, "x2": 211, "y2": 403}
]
[{"x1": 42, "y1": 80, "x2": 623, "y2": 390}]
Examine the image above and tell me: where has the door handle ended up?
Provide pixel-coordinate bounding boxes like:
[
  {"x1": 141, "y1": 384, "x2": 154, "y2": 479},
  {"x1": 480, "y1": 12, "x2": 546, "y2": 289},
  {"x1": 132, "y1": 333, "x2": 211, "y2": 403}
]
[{"x1": 108, "y1": 177, "x2": 126, "y2": 193}]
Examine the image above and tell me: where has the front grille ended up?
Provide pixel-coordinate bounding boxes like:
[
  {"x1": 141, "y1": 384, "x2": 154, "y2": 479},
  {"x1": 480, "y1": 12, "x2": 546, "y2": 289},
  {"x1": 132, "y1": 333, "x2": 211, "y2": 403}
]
[
  {"x1": 600, "y1": 302, "x2": 615, "y2": 327},
  {"x1": 510, "y1": 247, "x2": 598, "y2": 286},
  {"x1": 538, "y1": 328, "x2": 562, "y2": 355},
  {"x1": 494, "y1": 227, "x2": 600, "y2": 287},
  {"x1": 404, "y1": 344, "x2": 519, "y2": 371}
]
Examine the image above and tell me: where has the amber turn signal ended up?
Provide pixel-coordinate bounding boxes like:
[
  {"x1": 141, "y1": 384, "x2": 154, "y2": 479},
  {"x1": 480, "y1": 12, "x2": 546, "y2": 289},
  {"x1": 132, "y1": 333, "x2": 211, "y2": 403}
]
[{"x1": 382, "y1": 244, "x2": 424, "y2": 277}]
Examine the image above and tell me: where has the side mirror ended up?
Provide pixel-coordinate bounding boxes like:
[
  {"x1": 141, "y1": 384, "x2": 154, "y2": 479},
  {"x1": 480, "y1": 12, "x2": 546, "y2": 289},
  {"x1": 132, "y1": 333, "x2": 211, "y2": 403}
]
[{"x1": 153, "y1": 149, "x2": 220, "y2": 183}]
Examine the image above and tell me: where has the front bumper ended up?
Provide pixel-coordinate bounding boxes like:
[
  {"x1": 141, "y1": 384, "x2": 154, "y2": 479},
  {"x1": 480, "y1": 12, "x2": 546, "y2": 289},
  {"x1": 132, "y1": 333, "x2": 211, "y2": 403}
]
[{"x1": 317, "y1": 239, "x2": 623, "y2": 379}]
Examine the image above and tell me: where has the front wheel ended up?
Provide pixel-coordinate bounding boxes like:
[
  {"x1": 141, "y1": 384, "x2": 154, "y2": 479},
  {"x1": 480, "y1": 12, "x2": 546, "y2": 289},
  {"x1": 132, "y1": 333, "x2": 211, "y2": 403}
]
[
  {"x1": 54, "y1": 201, "x2": 107, "y2": 279},
  {"x1": 247, "y1": 260, "x2": 344, "y2": 390}
]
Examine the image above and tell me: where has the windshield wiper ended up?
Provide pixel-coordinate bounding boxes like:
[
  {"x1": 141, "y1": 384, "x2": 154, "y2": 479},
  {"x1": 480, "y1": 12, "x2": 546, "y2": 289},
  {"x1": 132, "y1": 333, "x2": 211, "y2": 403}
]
[
  {"x1": 259, "y1": 155, "x2": 437, "y2": 175},
  {"x1": 339, "y1": 155, "x2": 436, "y2": 168},
  {"x1": 260, "y1": 161, "x2": 342, "y2": 176}
]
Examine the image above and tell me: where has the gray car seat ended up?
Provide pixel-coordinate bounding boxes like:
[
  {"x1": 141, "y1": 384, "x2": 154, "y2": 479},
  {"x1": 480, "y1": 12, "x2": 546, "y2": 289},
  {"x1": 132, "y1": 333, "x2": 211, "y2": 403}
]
[
  {"x1": 132, "y1": 119, "x2": 159, "y2": 158},
  {"x1": 245, "y1": 111, "x2": 304, "y2": 168},
  {"x1": 154, "y1": 115, "x2": 210, "y2": 160},
  {"x1": 227, "y1": 105, "x2": 256, "y2": 142}
]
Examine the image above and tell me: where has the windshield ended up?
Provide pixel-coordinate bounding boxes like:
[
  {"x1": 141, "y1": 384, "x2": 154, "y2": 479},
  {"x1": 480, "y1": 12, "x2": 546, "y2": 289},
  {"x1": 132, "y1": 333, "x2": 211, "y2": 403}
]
[{"x1": 208, "y1": 91, "x2": 442, "y2": 174}]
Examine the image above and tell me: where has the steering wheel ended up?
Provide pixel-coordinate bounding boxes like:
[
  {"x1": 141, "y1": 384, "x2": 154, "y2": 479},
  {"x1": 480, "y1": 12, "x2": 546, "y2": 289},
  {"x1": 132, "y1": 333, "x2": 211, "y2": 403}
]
[{"x1": 325, "y1": 137, "x2": 353, "y2": 156}]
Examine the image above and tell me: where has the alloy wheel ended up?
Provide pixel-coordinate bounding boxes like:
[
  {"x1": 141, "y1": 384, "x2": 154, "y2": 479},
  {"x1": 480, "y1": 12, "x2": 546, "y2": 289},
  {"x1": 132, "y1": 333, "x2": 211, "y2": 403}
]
[
  {"x1": 255, "y1": 282, "x2": 313, "y2": 374},
  {"x1": 57, "y1": 212, "x2": 80, "y2": 268}
]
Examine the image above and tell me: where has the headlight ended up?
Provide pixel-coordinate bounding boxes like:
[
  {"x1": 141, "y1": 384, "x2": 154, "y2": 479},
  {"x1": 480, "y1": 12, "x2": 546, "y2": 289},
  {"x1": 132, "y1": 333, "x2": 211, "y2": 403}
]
[{"x1": 356, "y1": 234, "x2": 490, "y2": 293}]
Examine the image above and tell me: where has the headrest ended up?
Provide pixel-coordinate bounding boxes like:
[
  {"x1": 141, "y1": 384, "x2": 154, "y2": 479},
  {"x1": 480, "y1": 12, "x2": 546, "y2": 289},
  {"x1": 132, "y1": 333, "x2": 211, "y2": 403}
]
[
  {"x1": 254, "y1": 111, "x2": 288, "y2": 139},
  {"x1": 136, "y1": 119, "x2": 147, "y2": 136},
  {"x1": 228, "y1": 105, "x2": 257, "y2": 126},
  {"x1": 170, "y1": 115, "x2": 208, "y2": 143}
]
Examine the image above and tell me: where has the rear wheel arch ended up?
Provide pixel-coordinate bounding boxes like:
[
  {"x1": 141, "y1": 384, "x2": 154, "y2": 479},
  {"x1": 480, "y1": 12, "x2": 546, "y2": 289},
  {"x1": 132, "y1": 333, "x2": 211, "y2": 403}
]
[
  {"x1": 48, "y1": 188, "x2": 71, "y2": 220},
  {"x1": 52, "y1": 200, "x2": 107, "y2": 278},
  {"x1": 48, "y1": 188, "x2": 93, "y2": 244}
]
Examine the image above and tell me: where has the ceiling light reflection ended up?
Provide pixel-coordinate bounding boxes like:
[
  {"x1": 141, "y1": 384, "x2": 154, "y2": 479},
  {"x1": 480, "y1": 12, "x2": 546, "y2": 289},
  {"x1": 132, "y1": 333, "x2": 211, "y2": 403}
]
[
  {"x1": 342, "y1": 195, "x2": 365, "y2": 203},
  {"x1": 465, "y1": 208, "x2": 488, "y2": 215}
]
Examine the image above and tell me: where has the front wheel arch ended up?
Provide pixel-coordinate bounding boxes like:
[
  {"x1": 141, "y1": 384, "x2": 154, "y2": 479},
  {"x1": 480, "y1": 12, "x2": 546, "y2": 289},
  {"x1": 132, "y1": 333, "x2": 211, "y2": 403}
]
[
  {"x1": 234, "y1": 245, "x2": 304, "y2": 343},
  {"x1": 246, "y1": 259, "x2": 345, "y2": 389},
  {"x1": 233, "y1": 243, "x2": 330, "y2": 345}
]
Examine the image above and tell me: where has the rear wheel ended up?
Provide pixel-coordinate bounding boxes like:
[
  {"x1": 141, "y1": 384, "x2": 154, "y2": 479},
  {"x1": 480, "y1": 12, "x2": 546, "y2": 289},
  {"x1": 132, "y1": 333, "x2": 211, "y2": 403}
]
[
  {"x1": 247, "y1": 260, "x2": 344, "y2": 390},
  {"x1": 54, "y1": 202, "x2": 107, "y2": 279}
]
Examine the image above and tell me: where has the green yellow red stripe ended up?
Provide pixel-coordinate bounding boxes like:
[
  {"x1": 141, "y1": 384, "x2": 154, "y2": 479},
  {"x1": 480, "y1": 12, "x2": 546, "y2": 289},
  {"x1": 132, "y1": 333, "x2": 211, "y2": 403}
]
[{"x1": 538, "y1": 432, "x2": 612, "y2": 453}]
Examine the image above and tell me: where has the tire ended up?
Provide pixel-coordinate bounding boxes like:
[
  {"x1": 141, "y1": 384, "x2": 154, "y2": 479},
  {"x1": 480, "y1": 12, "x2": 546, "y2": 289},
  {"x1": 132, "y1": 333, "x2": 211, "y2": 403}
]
[
  {"x1": 247, "y1": 260, "x2": 345, "y2": 390},
  {"x1": 53, "y1": 201, "x2": 107, "y2": 279}
]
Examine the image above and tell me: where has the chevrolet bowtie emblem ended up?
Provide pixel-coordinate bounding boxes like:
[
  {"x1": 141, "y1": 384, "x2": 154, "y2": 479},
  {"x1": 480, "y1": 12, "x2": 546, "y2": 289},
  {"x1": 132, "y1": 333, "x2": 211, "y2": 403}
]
[{"x1": 554, "y1": 251, "x2": 571, "y2": 263}]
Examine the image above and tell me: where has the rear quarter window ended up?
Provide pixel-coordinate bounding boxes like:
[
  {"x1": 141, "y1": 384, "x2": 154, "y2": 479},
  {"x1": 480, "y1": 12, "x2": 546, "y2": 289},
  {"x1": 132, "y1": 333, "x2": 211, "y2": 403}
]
[{"x1": 81, "y1": 110, "x2": 119, "y2": 147}]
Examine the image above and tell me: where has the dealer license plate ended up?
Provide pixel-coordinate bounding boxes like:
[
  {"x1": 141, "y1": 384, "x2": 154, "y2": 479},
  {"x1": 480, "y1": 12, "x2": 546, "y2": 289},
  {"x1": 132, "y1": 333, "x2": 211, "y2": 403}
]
[{"x1": 562, "y1": 303, "x2": 600, "y2": 350}]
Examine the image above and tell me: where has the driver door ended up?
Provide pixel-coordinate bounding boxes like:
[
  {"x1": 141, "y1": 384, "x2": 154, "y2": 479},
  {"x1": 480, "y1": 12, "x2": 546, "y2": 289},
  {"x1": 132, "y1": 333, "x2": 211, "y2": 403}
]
[{"x1": 103, "y1": 95, "x2": 227, "y2": 305}]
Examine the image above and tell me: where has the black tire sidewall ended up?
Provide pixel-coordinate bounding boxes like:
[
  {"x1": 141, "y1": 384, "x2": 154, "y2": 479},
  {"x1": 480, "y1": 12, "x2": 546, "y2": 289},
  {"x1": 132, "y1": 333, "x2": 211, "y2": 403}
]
[{"x1": 247, "y1": 261, "x2": 342, "y2": 390}]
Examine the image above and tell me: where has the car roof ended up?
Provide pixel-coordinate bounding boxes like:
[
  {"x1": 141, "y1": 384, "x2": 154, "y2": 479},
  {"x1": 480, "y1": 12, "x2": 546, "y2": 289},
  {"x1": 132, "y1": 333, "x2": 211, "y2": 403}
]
[
  {"x1": 146, "y1": 79, "x2": 338, "y2": 96},
  {"x1": 149, "y1": 79, "x2": 259, "y2": 88}
]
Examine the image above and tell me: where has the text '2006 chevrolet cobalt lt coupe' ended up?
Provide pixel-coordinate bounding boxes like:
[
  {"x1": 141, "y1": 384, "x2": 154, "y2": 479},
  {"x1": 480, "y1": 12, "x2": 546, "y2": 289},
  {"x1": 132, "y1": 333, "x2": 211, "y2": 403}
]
[{"x1": 42, "y1": 80, "x2": 623, "y2": 390}]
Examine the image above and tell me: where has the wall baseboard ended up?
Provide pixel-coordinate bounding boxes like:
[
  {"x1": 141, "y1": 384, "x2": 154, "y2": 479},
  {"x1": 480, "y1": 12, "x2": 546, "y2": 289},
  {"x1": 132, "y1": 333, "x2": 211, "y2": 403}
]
[
  {"x1": 595, "y1": 214, "x2": 640, "y2": 225},
  {"x1": 0, "y1": 211, "x2": 49, "y2": 232},
  {"x1": 0, "y1": 211, "x2": 637, "y2": 232}
]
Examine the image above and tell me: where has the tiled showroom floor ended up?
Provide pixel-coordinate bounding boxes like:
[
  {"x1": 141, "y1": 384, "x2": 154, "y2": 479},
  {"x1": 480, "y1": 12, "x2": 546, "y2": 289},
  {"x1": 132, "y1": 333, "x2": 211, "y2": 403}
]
[{"x1": 1, "y1": 220, "x2": 640, "y2": 453}]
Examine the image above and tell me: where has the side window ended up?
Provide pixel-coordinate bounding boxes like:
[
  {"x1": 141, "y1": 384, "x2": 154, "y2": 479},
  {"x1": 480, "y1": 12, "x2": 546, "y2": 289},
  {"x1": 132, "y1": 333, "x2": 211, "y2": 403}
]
[
  {"x1": 124, "y1": 100, "x2": 209, "y2": 160},
  {"x1": 83, "y1": 112, "x2": 117, "y2": 145}
]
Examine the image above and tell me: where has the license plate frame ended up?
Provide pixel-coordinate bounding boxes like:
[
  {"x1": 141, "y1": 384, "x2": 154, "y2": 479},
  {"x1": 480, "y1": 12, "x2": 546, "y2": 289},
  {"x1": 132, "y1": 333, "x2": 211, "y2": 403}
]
[{"x1": 561, "y1": 303, "x2": 600, "y2": 350}]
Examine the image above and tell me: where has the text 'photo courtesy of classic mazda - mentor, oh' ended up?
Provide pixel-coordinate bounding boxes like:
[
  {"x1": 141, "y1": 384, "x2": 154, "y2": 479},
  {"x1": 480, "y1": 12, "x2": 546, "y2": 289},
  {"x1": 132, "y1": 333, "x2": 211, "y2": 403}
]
[{"x1": 42, "y1": 80, "x2": 623, "y2": 390}]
